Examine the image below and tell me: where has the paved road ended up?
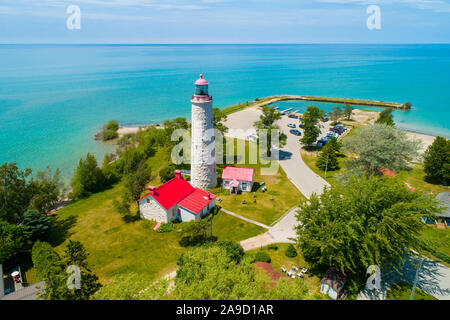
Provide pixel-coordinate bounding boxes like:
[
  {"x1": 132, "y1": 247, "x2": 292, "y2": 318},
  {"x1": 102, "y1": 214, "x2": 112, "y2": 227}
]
[
  {"x1": 0, "y1": 281, "x2": 44, "y2": 300},
  {"x1": 275, "y1": 115, "x2": 330, "y2": 198}
]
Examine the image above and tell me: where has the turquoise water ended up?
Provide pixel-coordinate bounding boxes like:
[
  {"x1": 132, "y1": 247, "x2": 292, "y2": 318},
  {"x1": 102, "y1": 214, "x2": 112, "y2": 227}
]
[{"x1": 1, "y1": 44, "x2": 449, "y2": 182}]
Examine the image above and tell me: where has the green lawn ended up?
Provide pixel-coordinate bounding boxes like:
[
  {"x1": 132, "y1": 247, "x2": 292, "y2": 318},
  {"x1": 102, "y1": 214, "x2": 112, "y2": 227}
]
[
  {"x1": 211, "y1": 140, "x2": 305, "y2": 226},
  {"x1": 386, "y1": 281, "x2": 437, "y2": 300},
  {"x1": 247, "y1": 243, "x2": 322, "y2": 295},
  {"x1": 41, "y1": 148, "x2": 266, "y2": 284},
  {"x1": 419, "y1": 226, "x2": 450, "y2": 267}
]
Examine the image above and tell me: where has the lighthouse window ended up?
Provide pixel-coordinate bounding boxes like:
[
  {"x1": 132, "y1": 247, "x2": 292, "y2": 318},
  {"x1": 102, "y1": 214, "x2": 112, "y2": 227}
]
[{"x1": 195, "y1": 85, "x2": 208, "y2": 95}]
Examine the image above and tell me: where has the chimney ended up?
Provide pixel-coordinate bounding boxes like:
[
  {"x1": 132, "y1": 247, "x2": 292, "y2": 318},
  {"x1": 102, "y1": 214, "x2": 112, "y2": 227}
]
[
  {"x1": 147, "y1": 186, "x2": 156, "y2": 195},
  {"x1": 174, "y1": 170, "x2": 182, "y2": 179}
]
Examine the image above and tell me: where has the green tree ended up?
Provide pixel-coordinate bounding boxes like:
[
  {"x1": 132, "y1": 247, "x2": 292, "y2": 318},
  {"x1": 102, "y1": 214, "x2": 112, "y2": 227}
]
[
  {"x1": 316, "y1": 137, "x2": 341, "y2": 171},
  {"x1": 254, "y1": 106, "x2": 286, "y2": 156},
  {"x1": 124, "y1": 162, "x2": 151, "y2": 201},
  {"x1": 159, "y1": 164, "x2": 176, "y2": 183},
  {"x1": 343, "y1": 104, "x2": 354, "y2": 120},
  {"x1": 21, "y1": 209, "x2": 51, "y2": 244},
  {"x1": 70, "y1": 153, "x2": 105, "y2": 199},
  {"x1": 375, "y1": 107, "x2": 395, "y2": 126},
  {"x1": 104, "y1": 120, "x2": 119, "y2": 132},
  {"x1": 102, "y1": 129, "x2": 118, "y2": 141},
  {"x1": 174, "y1": 245, "x2": 310, "y2": 300},
  {"x1": 28, "y1": 166, "x2": 64, "y2": 214},
  {"x1": 254, "y1": 251, "x2": 271, "y2": 263},
  {"x1": 423, "y1": 136, "x2": 450, "y2": 185},
  {"x1": 0, "y1": 221, "x2": 24, "y2": 263},
  {"x1": 0, "y1": 162, "x2": 33, "y2": 223},
  {"x1": 62, "y1": 240, "x2": 101, "y2": 300},
  {"x1": 178, "y1": 219, "x2": 209, "y2": 247},
  {"x1": 295, "y1": 176, "x2": 441, "y2": 277},
  {"x1": 342, "y1": 124, "x2": 421, "y2": 176},
  {"x1": 328, "y1": 106, "x2": 342, "y2": 124},
  {"x1": 300, "y1": 106, "x2": 324, "y2": 149},
  {"x1": 213, "y1": 107, "x2": 228, "y2": 133}
]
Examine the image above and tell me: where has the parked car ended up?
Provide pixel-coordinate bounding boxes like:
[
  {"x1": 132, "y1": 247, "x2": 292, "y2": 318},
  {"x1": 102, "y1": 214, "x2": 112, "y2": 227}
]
[
  {"x1": 290, "y1": 129, "x2": 302, "y2": 136},
  {"x1": 330, "y1": 128, "x2": 344, "y2": 134},
  {"x1": 299, "y1": 123, "x2": 304, "y2": 128},
  {"x1": 287, "y1": 123, "x2": 296, "y2": 128},
  {"x1": 327, "y1": 132, "x2": 339, "y2": 139},
  {"x1": 288, "y1": 114, "x2": 299, "y2": 119},
  {"x1": 322, "y1": 116, "x2": 329, "y2": 122}
]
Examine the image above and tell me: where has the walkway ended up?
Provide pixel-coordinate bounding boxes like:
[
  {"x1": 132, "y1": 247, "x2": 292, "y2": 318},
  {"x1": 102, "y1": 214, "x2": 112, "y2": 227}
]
[{"x1": 220, "y1": 207, "x2": 270, "y2": 229}]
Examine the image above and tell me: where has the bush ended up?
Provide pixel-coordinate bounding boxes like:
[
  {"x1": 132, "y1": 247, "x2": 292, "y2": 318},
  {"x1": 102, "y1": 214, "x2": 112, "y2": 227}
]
[
  {"x1": 159, "y1": 165, "x2": 176, "y2": 183},
  {"x1": 102, "y1": 129, "x2": 118, "y2": 141},
  {"x1": 214, "y1": 241, "x2": 245, "y2": 263},
  {"x1": 254, "y1": 251, "x2": 271, "y2": 263},
  {"x1": 104, "y1": 120, "x2": 119, "y2": 132},
  {"x1": 285, "y1": 244, "x2": 297, "y2": 258},
  {"x1": 156, "y1": 222, "x2": 174, "y2": 233},
  {"x1": 267, "y1": 244, "x2": 278, "y2": 250}
]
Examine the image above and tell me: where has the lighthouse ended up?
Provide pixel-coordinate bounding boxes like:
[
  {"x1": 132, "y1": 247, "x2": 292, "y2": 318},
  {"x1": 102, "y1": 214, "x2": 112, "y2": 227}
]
[{"x1": 190, "y1": 74, "x2": 217, "y2": 190}]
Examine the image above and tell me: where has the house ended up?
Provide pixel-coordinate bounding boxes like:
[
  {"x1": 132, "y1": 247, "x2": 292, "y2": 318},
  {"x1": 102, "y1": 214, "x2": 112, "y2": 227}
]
[
  {"x1": 320, "y1": 267, "x2": 347, "y2": 300},
  {"x1": 221, "y1": 166, "x2": 255, "y2": 194},
  {"x1": 436, "y1": 192, "x2": 450, "y2": 225},
  {"x1": 137, "y1": 170, "x2": 216, "y2": 223}
]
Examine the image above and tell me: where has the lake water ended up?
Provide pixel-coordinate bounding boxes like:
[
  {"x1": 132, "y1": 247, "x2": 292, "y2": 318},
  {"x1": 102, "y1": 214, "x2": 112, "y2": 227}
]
[{"x1": 1, "y1": 44, "x2": 449, "y2": 182}]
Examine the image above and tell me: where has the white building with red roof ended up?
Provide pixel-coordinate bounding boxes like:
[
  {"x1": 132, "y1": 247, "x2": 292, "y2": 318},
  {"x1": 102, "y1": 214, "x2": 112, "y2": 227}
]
[
  {"x1": 137, "y1": 170, "x2": 216, "y2": 223},
  {"x1": 221, "y1": 166, "x2": 255, "y2": 194}
]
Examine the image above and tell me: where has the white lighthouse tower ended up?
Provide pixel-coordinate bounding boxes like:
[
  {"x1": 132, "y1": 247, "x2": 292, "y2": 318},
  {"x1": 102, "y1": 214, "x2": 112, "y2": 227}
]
[{"x1": 190, "y1": 74, "x2": 217, "y2": 190}]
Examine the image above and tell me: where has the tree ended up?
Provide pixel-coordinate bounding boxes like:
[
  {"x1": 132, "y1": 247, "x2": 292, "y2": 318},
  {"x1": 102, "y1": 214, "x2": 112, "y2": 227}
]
[
  {"x1": 32, "y1": 240, "x2": 101, "y2": 300},
  {"x1": 375, "y1": 107, "x2": 395, "y2": 126},
  {"x1": 102, "y1": 120, "x2": 119, "y2": 141},
  {"x1": 0, "y1": 221, "x2": 23, "y2": 263},
  {"x1": 62, "y1": 240, "x2": 101, "y2": 300},
  {"x1": 316, "y1": 137, "x2": 341, "y2": 171},
  {"x1": 342, "y1": 124, "x2": 421, "y2": 176},
  {"x1": 300, "y1": 106, "x2": 323, "y2": 149},
  {"x1": 328, "y1": 106, "x2": 342, "y2": 124},
  {"x1": 423, "y1": 136, "x2": 450, "y2": 185},
  {"x1": 70, "y1": 153, "x2": 105, "y2": 199},
  {"x1": 124, "y1": 162, "x2": 151, "y2": 201},
  {"x1": 343, "y1": 104, "x2": 354, "y2": 120},
  {"x1": 295, "y1": 175, "x2": 441, "y2": 277},
  {"x1": 0, "y1": 162, "x2": 33, "y2": 223},
  {"x1": 159, "y1": 164, "x2": 176, "y2": 183},
  {"x1": 21, "y1": 209, "x2": 51, "y2": 244},
  {"x1": 174, "y1": 245, "x2": 310, "y2": 300},
  {"x1": 28, "y1": 166, "x2": 64, "y2": 214},
  {"x1": 254, "y1": 251, "x2": 271, "y2": 263},
  {"x1": 213, "y1": 107, "x2": 228, "y2": 133},
  {"x1": 178, "y1": 219, "x2": 209, "y2": 247},
  {"x1": 254, "y1": 106, "x2": 286, "y2": 156}
]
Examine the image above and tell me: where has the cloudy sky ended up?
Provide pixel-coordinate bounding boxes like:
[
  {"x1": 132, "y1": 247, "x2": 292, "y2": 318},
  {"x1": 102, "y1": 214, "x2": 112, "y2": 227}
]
[{"x1": 1, "y1": 0, "x2": 449, "y2": 43}]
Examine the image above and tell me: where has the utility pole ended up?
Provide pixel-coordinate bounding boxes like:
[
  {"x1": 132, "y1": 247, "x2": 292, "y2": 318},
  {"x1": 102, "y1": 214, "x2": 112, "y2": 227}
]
[
  {"x1": 324, "y1": 154, "x2": 329, "y2": 178},
  {"x1": 410, "y1": 257, "x2": 424, "y2": 300}
]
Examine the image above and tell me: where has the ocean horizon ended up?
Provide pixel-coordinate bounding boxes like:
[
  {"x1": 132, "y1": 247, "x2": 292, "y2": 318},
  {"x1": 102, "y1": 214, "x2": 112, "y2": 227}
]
[{"x1": 1, "y1": 44, "x2": 449, "y2": 183}]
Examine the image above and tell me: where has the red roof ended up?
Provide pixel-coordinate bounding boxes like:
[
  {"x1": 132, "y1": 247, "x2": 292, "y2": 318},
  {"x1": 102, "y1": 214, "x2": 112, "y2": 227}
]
[
  {"x1": 137, "y1": 171, "x2": 215, "y2": 213},
  {"x1": 178, "y1": 188, "x2": 216, "y2": 213},
  {"x1": 222, "y1": 166, "x2": 254, "y2": 182}
]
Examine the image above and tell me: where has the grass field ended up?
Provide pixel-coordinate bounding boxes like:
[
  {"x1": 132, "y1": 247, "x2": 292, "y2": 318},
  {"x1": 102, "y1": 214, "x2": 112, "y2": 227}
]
[
  {"x1": 247, "y1": 243, "x2": 322, "y2": 295},
  {"x1": 385, "y1": 281, "x2": 437, "y2": 300},
  {"x1": 39, "y1": 148, "x2": 266, "y2": 284},
  {"x1": 211, "y1": 140, "x2": 305, "y2": 226},
  {"x1": 419, "y1": 226, "x2": 450, "y2": 267}
]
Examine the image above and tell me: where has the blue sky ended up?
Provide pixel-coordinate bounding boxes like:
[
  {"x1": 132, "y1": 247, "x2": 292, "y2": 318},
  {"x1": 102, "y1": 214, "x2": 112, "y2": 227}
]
[{"x1": 1, "y1": 0, "x2": 449, "y2": 43}]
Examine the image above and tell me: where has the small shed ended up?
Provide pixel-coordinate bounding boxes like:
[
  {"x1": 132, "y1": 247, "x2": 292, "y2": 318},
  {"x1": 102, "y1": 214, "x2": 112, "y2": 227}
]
[
  {"x1": 221, "y1": 166, "x2": 255, "y2": 194},
  {"x1": 320, "y1": 267, "x2": 347, "y2": 300},
  {"x1": 436, "y1": 192, "x2": 450, "y2": 224}
]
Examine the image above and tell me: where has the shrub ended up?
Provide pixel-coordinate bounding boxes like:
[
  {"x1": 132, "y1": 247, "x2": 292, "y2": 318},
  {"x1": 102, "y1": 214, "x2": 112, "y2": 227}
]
[
  {"x1": 254, "y1": 251, "x2": 271, "y2": 263},
  {"x1": 214, "y1": 240, "x2": 245, "y2": 263},
  {"x1": 102, "y1": 129, "x2": 118, "y2": 141},
  {"x1": 267, "y1": 244, "x2": 278, "y2": 250},
  {"x1": 156, "y1": 222, "x2": 174, "y2": 233},
  {"x1": 285, "y1": 244, "x2": 297, "y2": 258},
  {"x1": 104, "y1": 120, "x2": 119, "y2": 132},
  {"x1": 159, "y1": 164, "x2": 176, "y2": 183}
]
